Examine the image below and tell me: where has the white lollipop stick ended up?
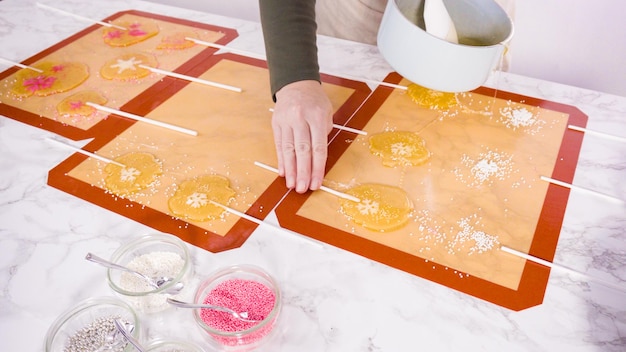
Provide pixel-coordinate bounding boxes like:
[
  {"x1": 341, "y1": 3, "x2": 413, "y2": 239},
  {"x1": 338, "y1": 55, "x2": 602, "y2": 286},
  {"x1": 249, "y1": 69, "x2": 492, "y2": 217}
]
[
  {"x1": 332, "y1": 124, "x2": 368, "y2": 136},
  {"x1": 540, "y1": 176, "x2": 624, "y2": 206},
  {"x1": 45, "y1": 137, "x2": 125, "y2": 167},
  {"x1": 184, "y1": 37, "x2": 265, "y2": 59},
  {"x1": 254, "y1": 161, "x2": 361, "y2": 203},
  {"x1": 568, "y1": 125, "x2": 626, "y2": 143},
  {"x1": 209, "y1": 201, "x2": 323, "y2": 248},
  {"x1": 500, "y1": 245, "x2": 626, "y2": 292},
  {"x1": 86, "y1": 102, "x2": 198, "y2": 136},
  {"x1": 138, "y1": 64, "x2": 242, "y2": 92},
  {"x1": 0, "y1": 57, "x2": 43, "y2": 72}
]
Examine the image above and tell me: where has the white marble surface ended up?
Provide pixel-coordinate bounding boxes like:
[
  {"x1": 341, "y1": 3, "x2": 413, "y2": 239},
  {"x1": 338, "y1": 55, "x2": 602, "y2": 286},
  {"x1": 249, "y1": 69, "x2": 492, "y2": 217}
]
[{"x1": 0, "y1": 0, "x2": 625, "y2": 351}]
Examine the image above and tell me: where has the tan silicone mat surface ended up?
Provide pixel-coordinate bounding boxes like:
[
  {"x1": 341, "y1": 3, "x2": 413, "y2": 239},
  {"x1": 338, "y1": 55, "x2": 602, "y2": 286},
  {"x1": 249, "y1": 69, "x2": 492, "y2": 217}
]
[{"x1": 275, "y1": 73, "x2": 587, "y2": 310}]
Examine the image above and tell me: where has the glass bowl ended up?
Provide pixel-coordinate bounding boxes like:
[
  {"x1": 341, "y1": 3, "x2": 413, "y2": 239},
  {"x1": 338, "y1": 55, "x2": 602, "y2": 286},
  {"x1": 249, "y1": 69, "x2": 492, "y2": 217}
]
[
  {"x1": 144, "y1": 338, "x2": 206, "y2": 352},
  {"x1": 192, "y1": 264, "x2": 281, "y2": 351},
  {"x1": 44, "y1": 296, "x2": 140, "y2": 352},
  {"x1": 107, "y1": 232, "x2": 194, "y2": 313}
]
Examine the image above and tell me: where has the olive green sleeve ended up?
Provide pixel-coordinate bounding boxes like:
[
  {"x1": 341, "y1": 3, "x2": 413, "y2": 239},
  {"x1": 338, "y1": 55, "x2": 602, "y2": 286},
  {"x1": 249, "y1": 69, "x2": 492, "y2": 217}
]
[{"x1": 259, "y1": 0, "x2": 321, "y2": 101}]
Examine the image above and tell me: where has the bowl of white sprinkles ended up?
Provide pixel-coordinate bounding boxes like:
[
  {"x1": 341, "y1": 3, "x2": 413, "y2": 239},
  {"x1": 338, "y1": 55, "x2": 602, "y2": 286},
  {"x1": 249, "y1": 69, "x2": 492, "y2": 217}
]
[
  {"x1": 107, "y1": 232, "x2": 193, "y2": 313},
  {"x1": 44, "y1": 296, "x2": 140, "y2": 352}
]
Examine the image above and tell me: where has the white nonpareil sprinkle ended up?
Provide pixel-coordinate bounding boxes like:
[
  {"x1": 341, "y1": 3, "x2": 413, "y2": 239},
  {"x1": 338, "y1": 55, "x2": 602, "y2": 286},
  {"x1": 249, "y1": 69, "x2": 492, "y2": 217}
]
[
  {"x1": 472, "y1": 159, "x2": 499, "y2": 183},
  {"x1": 447, "y1": 217, "x2": 500, "y2": 255},
  {"x1": 391, "y1": 142, "x2": 414, "y2": 156},
  {"x1": 122, "y1": 251, "x2": 184, "y2": 291},
  {"x1": 455, "y1": 149, "x2": 514, "y2": 187},
  {"x1": 119, "y1": 251, "x2": 185, "y2": 312},
  {"x1": 500, "y1": 106, "x2": 536, "y2": 129}
]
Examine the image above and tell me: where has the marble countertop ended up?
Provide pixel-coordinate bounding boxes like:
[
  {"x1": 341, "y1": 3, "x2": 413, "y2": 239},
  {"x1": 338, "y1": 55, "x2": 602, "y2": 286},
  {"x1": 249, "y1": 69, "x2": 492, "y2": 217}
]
[{"x1": 1, "y1": 0, "x2": 625, "y2": 351}]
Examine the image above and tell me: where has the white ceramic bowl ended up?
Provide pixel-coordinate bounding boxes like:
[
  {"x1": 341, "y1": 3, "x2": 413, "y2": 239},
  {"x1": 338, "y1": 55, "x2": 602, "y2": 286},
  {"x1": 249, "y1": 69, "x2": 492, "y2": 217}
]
[{"x1": 377, "y1": 0, "x2": 513, "y2": 92}]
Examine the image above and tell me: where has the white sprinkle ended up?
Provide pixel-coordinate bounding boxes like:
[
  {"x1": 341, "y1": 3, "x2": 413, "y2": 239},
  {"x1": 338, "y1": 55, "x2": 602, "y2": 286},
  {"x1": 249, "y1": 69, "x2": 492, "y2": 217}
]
[
  {"x1": 503, "y1": 107, "x2": 535, "y2": 128},
  {"x1": 446, "y1": 216, "x2": 500, "y2": 255},
  {"x1": 118, "y1": 251, "x2": 187, "y2": 312},
  {"x1": 455, "y1": 149, "x2": 514, "y2": 187}
]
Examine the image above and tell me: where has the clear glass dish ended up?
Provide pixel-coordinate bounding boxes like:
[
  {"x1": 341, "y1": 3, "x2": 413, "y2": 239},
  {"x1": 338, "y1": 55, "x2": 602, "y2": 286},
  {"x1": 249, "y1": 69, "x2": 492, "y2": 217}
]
[
  {"x1": 107, "y1": 232, "x2": 194, "y2": 313},
  {"x1": 44, "y1": 296, "x2": 140, "y2": 352},
  {"x1": 144, "y1": 338, "x2": 206, "y2": 352},
  {"x1": 192, "y1": 264, "x2": 281, "y2": 351}
]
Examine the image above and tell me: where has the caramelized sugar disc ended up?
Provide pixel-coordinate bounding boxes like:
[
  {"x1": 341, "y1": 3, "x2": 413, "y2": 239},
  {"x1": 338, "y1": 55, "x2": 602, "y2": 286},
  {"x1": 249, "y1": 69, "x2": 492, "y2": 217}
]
[
  {"x1": 168, "y1": 175, "x2": 236, "y2": 222},
  {"x1": 104, "y1": 152, "x2": 163, "y2": 196},
  {"x1": 56, "y1": 90, "x2": 108, "y2": 116},
  {"x1": 100, "y1": 53, "x2": 158, "y2": 80},
  {"x1": 103, "y1": 21, "x2": 159, "y2": 47},
  {"x1": 341, "y1": 183, "x2": 413, "y2": 232},
  {"x1": 369, "y1": 131, "x2": 430, "y2": 167},
  {"x1": 156, "y1": 32, "x2": 196, "y2": 50},
  {"x1": 406, "y1": 83, "x2": 458, "y2": 110},
  {"x1": 12, "y1": 62, "x2": 89, "y2": 97}
]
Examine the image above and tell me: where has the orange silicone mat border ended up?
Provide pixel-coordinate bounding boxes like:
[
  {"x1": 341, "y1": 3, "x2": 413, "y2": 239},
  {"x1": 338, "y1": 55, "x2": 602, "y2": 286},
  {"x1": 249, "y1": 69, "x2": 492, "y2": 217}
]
[
  {"x1": 43, "y1": 46, "x2": 373, "y2": 252},
  {"x1": 0, "y1": 10, "x2": 239, "y2": 141},
  {"x1": 275, "y1": 72, "x2": 588, "y2": 311}
]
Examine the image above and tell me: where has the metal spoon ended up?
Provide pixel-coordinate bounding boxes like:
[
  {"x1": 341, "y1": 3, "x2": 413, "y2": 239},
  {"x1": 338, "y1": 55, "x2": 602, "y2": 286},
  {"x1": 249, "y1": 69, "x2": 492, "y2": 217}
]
[
  {"x1": 166, "y1": 298, "x2": 262, "y2": 323},
  {"x1": 94, "y1": 321, "x2": 134, "y2": 352},
  {"x1": 114, "y1": 319, "x2": 146, "y2": 352},
  {"x1": 85, "y1": 252, "x2": 183, "y2": 294}
]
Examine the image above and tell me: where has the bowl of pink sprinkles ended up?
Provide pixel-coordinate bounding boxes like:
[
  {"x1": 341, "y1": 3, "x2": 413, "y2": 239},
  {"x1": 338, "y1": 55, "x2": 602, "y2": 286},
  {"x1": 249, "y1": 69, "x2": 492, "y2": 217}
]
[{"x1": 192, "y1": 264, "x2": 281, "y2": 351}]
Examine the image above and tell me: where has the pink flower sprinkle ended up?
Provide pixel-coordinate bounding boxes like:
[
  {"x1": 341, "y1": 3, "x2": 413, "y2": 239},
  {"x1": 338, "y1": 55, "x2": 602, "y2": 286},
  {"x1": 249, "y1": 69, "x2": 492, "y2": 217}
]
[
  {"x1": 106, "y1": 30, "x2": 123, "y2": 39},
  {"x1": 128, "y1": 28, "x2": 147, "y2": 37},
  {"x1": 200, "y1": 278, "x2": 276, "y2": 347},
  {"x1": 23, "y1": 75, "x2": 55, "y2": 92},
  {"x1": 69, "y1": 101, "x2": 84, "y2": 110},
  {"x1": 127, "y1": 23, "x2": 147, "y2": 37},
  {"x1": 51, "y1": 65, "x2": 65, "y2": 72}
]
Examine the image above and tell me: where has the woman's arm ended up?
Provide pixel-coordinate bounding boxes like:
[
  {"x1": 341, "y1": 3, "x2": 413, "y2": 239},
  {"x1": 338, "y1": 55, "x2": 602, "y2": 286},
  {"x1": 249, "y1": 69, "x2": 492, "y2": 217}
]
[{"x1": 259, "y1": 0, "x2": 321, "y2": 100}]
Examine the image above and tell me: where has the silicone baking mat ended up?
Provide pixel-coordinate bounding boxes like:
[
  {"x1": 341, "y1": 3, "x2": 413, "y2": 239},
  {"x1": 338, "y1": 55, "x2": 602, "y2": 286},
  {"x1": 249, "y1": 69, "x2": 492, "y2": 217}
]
[
  {"x1": 0, "y1": 11, "x2": 371, "y2": 252},
  {"x1": 275, "y1": 72, "x2": 587, "y2": 310},
  {"x1": 0, "y1": 11, "x2": 235, "y2": 139}
]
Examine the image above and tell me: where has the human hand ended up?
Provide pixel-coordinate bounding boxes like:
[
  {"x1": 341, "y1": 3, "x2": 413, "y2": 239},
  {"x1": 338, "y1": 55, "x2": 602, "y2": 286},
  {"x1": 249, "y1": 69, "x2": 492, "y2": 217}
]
[{"x1": 272, "y1": 80, "x2": 334, "y2": 193}]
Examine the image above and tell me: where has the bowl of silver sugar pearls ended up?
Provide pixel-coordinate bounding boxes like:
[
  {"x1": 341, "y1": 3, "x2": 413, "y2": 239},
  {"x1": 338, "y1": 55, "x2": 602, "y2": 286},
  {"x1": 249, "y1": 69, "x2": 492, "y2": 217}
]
[{"x1": 44, "y1": 296, "x2": 140, "y2": 352}]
